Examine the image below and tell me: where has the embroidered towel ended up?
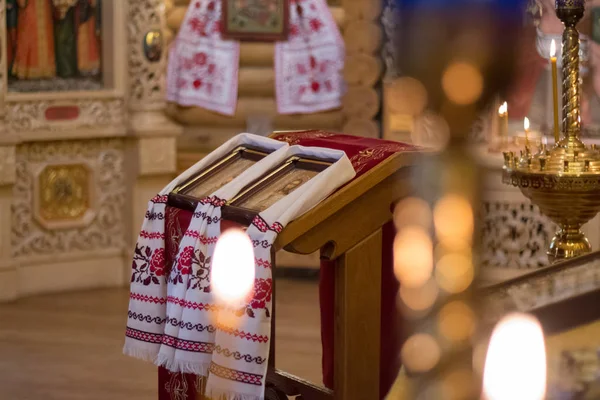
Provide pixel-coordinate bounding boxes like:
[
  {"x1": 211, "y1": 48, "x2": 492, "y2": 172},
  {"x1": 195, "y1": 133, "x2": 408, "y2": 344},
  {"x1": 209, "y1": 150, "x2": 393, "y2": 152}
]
[
  {"x1": 166, "y1": 0, "x2": 344, "y2": 116},
  {"x1": 204, "y1": 145, "x2": 355, "y2": 398},
  {"x1": 124, "y1": 133, "x2": 288, "y2": 363},
  {"x1": 126, "y1": 141, "x2": 354, "y2": 399}
]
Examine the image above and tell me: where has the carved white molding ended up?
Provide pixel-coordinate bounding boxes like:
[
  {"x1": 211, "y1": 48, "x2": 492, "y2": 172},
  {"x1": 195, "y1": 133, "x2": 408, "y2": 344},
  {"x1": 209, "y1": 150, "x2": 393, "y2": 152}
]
[
  {"x1": 6, "y1": 99, "x2": 126, "y2": 134},
  {"x1": 128, "y1": 0, "x2": 168, "y2": 111},
  {"x1": 480, "y1": 201, "x2": 555, "y2": 269},
  {"x1": 138, "y1": 136, "x2": 177, "y2": 175},
  {"x1": 381, "y1": 0, "x2": 399, "y2": 78},
  {"x1": 0, "y1": 146, "x2": 15, "y2": 186},
  {"x1": 11, "y1": 139, "x2": 126, "y2": 258}
]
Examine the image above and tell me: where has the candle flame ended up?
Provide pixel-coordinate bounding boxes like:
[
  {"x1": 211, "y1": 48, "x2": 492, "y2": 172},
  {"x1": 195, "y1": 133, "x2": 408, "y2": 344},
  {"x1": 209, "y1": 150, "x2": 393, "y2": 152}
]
[
  {"x1": 483, "y1": 313, "x2": 546, "y2": 400},
  {"x1": 211, "y1": 229, "x2": 255, "y2": 305},
  {"x1": 524, "y1": 117, "x2": 530, "y2": 132},
  {"x1": 550, "y1": 39, "x2": 556, "y2": 58},
  {"x1": 498, "y1": 102, "x2": 507, "y2": 116}
]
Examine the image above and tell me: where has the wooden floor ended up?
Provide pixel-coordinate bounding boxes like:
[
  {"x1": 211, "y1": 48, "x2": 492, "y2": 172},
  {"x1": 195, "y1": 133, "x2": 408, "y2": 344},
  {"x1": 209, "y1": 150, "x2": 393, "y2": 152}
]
[{"x1": 0, "y1": 278, "x2": 322, "y2": 400}]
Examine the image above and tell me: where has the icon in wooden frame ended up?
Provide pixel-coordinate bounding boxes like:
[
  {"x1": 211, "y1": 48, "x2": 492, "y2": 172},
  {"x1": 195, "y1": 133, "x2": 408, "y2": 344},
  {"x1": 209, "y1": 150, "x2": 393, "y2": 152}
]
[
  {"x1": 227, "y1": 155, "x2": 333, "y2": 213},
  {"x1": 170, "y1": 146, "x2": 271, "y2": 210},
  {"x1": 221, "y1": 0, "x2": 289, "y2": 42}
]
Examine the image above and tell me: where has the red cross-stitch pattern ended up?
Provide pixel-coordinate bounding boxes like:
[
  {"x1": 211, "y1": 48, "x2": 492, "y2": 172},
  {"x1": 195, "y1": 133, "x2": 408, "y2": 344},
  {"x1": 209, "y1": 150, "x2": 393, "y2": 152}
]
[
  {"x1": 139, "y1": 231, "x2": 166, "y2": 240},
  {"x1": 270, "y1": 222, "x2": 283, "y2": 233},
  {"x1": 167, "y1": 296, "x2": 220, "y2": 312},
  {"x1": 251, "y1": 215, "x2": 269, "y2": 232},
  {"x1": 182, "y1": 231, "x2": 218, "y2": 245},
  {"x1": 209, "y1": 362, "x2": 263, "y2": 386},
  {"x1": 199, "y1": 196, "x2": 226, "y2": 207},
  {"x1": 162, "y1": 335, "x2": 215, "y2": 353},
  {"x1": 126, "y1": 327, "x2": 163, "y2": 344},
  {"x1": 151, "y1": 195, "x2": 169, "y2": 204},
  {"x1": 130, "y1": 293, "x2": 168, "y2": 304},
  {"x1": 216, "y1": 323, "x2": 269, "y2": 343},
  {"x1": 255, "y1": 258, "x2": 271, "y2": 269}
]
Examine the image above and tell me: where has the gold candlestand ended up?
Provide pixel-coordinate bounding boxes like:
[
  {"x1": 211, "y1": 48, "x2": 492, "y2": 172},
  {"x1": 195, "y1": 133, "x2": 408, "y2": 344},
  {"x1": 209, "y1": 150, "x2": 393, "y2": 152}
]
[{"x1": 503, "y1": 0, "x2": 600, "y2": 262}]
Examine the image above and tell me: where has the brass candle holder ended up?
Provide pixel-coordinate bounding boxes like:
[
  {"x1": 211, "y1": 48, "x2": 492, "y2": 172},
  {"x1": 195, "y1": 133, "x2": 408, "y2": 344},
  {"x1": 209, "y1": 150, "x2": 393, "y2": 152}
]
[{"x1": 503, "y1": 0, "x2": 600, "y2": 262}]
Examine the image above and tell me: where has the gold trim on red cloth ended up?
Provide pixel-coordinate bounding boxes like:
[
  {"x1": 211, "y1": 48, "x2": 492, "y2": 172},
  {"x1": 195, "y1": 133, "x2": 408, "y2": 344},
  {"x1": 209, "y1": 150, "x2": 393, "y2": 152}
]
[{"x1": 273, "y1": 130, "x2": 336, "y2": 145}]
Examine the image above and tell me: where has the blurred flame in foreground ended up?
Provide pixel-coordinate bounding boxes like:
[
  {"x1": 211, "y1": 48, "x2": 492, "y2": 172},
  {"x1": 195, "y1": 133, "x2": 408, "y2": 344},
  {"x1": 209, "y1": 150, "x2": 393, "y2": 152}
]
[
  {"x1": 211, "y1": 229, "x2": 255, "y2": 305},
  {"x1": 483, "y1": 313, "x2": 546, "y2": 400}
]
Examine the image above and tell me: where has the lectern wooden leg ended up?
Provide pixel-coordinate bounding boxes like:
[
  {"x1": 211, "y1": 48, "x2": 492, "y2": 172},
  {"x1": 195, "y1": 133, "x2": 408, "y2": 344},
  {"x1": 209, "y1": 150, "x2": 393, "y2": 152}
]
[{"x1": 334, "y1": 228, "x2": 383, "y2": 400}]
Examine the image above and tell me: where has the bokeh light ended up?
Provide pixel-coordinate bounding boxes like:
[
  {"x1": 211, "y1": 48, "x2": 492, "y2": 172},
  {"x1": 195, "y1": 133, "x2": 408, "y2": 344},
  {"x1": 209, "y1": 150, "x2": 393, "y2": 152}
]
[
  {"x1": 435, "y1": 253, "x2": 474, "y2": 294},
  {"x1": 211, "y1": 229, "x2": 255, "y2": 305},
  {"x1": 438, "y1": 301, "x2": 476, "y2": 342},
  {"x1": 394, "y1": 226, "x2": 434, "y2": 288},
  {"x1": 401, "y1": 333, "x2": 441, "y2": 373},
  {"x1": 483, "y1": 313, "x2": 547, "y2": 400},
  {"x1": 434, "y1": 194, "x2": 474, "y2": 247},
  {"x1": 399, "y1": 279, "x2": 439, "y2": 312},
  {"x1": 393, "y1": 197, "x2": 432, "y2": 230},
  {"x1": 441, "y1": 61, "x2": 483, "y2": 105}
]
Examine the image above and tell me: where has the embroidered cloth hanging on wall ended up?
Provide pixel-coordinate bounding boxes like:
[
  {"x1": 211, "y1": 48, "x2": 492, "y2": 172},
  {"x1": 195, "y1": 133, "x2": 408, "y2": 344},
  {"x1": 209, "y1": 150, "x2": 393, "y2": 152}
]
[
  {"x1": 166, "y1": 0, "x2": 344, "y2": 115},
  {"x1": 124, "y1": 133, "x2": 355, "y2": 399}
]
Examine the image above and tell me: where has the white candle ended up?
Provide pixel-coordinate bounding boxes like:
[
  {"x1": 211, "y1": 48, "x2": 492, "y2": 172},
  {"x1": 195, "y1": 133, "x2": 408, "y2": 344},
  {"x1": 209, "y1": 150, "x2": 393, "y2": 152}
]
[
  {"x1": 524, "y1": 117, "x2": 530, "y2": 148},
  {"x1": 498, "y1": 102, "x2": 508, "y2": 143},
  {"x1": 483, "y1": 313, "x2": 546, "y2": 400},
  {"x1": 211, "y1": 229, "x2": 255, "y2": 305}
]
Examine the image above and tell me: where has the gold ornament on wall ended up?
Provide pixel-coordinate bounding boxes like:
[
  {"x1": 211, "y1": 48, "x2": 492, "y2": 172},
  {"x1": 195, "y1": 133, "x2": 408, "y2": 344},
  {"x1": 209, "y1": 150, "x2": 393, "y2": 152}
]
[
  {"x1": 38, "y1": 164, "x2": 90, "y2": 222},
  {"x1": 144, "y1": 30, "x2": 163, "y2": 63}
]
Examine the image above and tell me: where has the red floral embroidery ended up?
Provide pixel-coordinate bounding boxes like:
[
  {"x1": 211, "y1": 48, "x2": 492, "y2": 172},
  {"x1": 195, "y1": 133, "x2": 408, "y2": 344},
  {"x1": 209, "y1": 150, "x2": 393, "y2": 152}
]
[
  {"x1": 194, "y1": 52, "x2": 207, "y2": 66},
  {"x1": 309, "y1": 18, "x2": 323, "y2": 32},
  {"x1": 178, "y1": 246, "x2": 194, "y2": 274},
  {"x1": 131, "y1": 244, "x2": 165, "y2": 285},
  {"x1": 250, "y1": 278, "x2": 272, "y2": 309},
  {"x1": 193, "y1": 79, "x2": 203, "y2": 89},
  {"x1": 149, "y1": 248, "x2": 166, "y2": 277},
  {"x1": 170, "y1": 246, "x2": 194, "y2": 284},
  {"x1": 188, "y1": 249, "x2": 212, "y2": 292},
  {"x1": 188, "y1": 17, "x2": 206, "y2": 35},
  {"x1": 290, "y1": 24, "x2": 299, "y2": 36}
]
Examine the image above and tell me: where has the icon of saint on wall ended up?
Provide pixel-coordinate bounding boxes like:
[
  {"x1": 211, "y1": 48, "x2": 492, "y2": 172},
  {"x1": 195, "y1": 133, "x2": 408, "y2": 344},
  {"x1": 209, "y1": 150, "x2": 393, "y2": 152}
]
[{"x1": 6, "y1": 0, "x2": 103, "y2": 92}]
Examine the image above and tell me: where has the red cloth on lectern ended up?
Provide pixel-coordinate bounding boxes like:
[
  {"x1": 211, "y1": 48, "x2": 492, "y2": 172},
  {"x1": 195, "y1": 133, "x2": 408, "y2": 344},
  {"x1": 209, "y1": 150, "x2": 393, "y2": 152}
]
[
  {"x1": 157, "y1": 131, "x2": 418, "y2": 399},
  {"x1": 273, "y1": 131, "x2": 417, "y2": 397}
]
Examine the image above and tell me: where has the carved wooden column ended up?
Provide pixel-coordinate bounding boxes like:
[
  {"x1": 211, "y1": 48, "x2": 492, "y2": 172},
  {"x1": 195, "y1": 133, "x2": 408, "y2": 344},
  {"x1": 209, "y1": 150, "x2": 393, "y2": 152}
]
[
  {"x1": 0, "y1": 0, "x2": 17, "y2": 301},
  {"x1": 127, "y1": 0, "x2": 182, "y2": 249},
  {"x1": 0, "y1": 134, "x2": 17, "y2": 301}
]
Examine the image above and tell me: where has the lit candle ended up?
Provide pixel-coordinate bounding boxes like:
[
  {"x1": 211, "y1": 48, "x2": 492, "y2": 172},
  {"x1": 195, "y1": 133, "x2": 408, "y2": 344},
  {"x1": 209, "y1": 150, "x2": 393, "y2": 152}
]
[
  {"x1": 550, "y1": 40, "x2": 560, "y2": 144},
  {"x1": 524, "y1": 117, "x2": 530, "y2": 149},
  {"x1": 483, "y1": 313, "x2": 546, "y2": 400},
  {"x1": 498, "y1": 102, "x2": 508, "y2": 145},
  {"x1": 211, "y1": 229, "x2": 255, "y2": 306}
]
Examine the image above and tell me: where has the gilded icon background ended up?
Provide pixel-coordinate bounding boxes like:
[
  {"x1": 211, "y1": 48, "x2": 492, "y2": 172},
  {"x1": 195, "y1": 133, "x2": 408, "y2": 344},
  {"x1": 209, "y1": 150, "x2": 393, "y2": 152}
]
[
  {"x1": 237, "y1": 169, "x2": 318, "y2": 211},
  {"x1": 7, "y1": 0, "x2": 103, "y2": 92},
  {"x1": 38, "y1": 164, "x2": 90, "y2": 221}
]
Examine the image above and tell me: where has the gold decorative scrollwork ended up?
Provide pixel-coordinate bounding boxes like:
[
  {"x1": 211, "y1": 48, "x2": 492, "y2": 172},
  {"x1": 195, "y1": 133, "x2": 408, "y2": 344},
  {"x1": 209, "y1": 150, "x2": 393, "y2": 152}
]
[{"x1": 38, "y1": 164, "x2": 90, "y2": 221}]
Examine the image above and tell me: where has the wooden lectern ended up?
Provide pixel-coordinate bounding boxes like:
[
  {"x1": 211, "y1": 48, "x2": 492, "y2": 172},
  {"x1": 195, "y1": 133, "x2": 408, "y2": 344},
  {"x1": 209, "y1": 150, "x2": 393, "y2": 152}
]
[
  {"x1": 265, "y1": 150, "x2": 418, "y2": 400},
  {"x1": 161, "y1": 132, "x2": 421, "y2": 400}
]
